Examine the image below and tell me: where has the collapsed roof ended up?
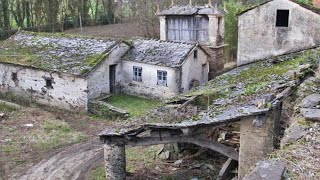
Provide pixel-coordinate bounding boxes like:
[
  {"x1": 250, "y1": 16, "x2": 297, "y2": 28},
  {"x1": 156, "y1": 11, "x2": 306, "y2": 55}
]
[{"x1": 100, "y1": 47, "x2": 320, "y2": 137}]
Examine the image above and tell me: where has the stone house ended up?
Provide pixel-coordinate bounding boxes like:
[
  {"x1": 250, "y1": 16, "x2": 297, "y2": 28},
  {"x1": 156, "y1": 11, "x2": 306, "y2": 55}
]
[
  {"x1": 158, "y1": 4, "x2": 227, "y2": 78},
  {"x1": 237, "y1": 0, "x2": 320, "y2": 65},
  {"x1": 0, "y1": 31, "x2": 210, "y2": 110}
]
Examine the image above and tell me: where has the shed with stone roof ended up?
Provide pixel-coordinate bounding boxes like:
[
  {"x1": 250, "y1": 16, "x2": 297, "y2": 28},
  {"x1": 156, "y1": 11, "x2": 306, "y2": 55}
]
[{"x1": 237, "y1": 0, "x2": 320, "y2": 66}]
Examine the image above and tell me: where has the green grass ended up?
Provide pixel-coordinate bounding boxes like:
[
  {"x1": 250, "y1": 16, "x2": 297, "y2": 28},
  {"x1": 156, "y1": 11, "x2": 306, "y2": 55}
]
[
  {"x1": 106, "y1": 94, "x2": 161, "y2": 117},
  {"x1": 0, "y1": 103, "x2": 17, "y2": 112},
  {"x1": 34, "y1": 119, "x2": 87, "y2": 151},
  {"x1": 89, "y1": 166, "x2": 106, "y2": 180},
  {"x1": 89, "y1": 146, "x2": 160, "y2": 180}
]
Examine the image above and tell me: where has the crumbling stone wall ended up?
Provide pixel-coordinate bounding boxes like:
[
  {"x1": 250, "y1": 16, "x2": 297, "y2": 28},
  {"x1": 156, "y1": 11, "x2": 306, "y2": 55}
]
[
  {"x1": 205, "y1": 46, "x2": 225, "y2": 79},
  {"x1": 0, "y1": 63, "x2": 88, "y2": 110},
  {"x1": 238, "y1": 0, "x2": 320, "y2": 65}
]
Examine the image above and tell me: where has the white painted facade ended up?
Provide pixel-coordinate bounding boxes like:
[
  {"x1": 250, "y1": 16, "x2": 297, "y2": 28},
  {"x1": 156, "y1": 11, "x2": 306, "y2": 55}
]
[
  {"x1": 119, "y1": 48, "x2": 209, "y2": 99},
  {"x1": 86, "y1": 43, "x2": 130, "y2": 99},
  {"x1": 237, "y1": 0, "x2": 320, "y2": 65},
  {"x1": 0, "y1": 63, "x2": 88, "y2": 110}
]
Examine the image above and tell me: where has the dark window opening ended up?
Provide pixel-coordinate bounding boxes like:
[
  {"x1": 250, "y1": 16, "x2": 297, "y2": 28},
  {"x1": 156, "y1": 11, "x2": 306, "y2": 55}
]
[
  {"x1": 276, "y1": 10, "x2": 289, "y2": 27},
  {"x1": 194, "y1": 50, "x2": 198, "y2": 59},
  {"x1": 45, "y1": 79, "x2": 53, "y2": 89},
  {"x1": 133, "y1": 66, "x2": 142, "y2": 82},
  {"x1": 12, "y1": 72, "x2": 18, "y2": 81},
  {"x1": 157, "y1": 70, "x2": 167, "y2": 86}
]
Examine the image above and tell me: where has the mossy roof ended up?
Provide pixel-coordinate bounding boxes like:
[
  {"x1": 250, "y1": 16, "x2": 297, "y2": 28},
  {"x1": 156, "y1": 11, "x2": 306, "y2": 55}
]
[
  {"x1": 122, "y1": 39, "x2": 197, "y2": 67},
  {"x1": 100, "y1": 47, "x2": 320, "y2": 136},
  {"x1": 0, "y1": 31, "x2": 119, "y2": 76}
]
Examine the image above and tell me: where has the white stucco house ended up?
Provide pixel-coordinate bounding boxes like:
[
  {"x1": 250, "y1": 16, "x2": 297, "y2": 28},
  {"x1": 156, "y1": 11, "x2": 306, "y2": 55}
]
[
  {"x1": 0, "y1": 31, "x2": 210, "y2": 110},
  {"x1": 237, "y1": 0, "x2": 320, "y2": 65}
]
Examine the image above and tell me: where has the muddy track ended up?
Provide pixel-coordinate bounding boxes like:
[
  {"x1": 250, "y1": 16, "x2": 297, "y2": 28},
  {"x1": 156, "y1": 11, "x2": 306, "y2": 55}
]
[{"x1": 14, "y1": 139, "x2": 104, "y2": 180}]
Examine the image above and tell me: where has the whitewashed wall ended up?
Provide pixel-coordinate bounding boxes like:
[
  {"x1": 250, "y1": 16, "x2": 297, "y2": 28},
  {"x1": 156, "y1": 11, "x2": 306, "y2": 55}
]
[
  {"x1": 86, "y1": 43, "x2": 130, "y2": 99},
  {"x1": 181, "y1": 48, "x2": 209, "y2": 92},
  {"x1": 119, "y1": 61, "x2": 180, "y2": 99},
  {"x1": 0, "y1": 63, "x2": 88, "y2": 110},
  {"x1": 238, "y1": 0, "x2": 320, "y2": 65}
]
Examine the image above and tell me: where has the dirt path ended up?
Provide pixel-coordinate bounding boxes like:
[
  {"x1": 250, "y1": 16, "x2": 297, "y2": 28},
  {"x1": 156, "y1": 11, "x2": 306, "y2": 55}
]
[{"x1": 14, "y1": 139, "x2": 103, "y2": 180}]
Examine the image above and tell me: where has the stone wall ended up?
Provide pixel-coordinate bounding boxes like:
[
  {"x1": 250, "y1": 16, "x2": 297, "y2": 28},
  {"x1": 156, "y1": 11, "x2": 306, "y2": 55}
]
[
  {"x1": 181, "y1": 48, "x2": 209, "y2": 92},
  {"x1": 0, "y1": 63, "x2": 88, "y2": 110},
  {"x1": 87, "y1": 43, "x2": 130, "y2": 99},
  {"x1": 238, "y1": 0, "x2": 320, "y2": 65},
  {"x1": 205, "y1": 46, "x2": 225, "y2": 79},
  {"x1": 118, "y1": 61, "x2": 180, "y2": 99}
]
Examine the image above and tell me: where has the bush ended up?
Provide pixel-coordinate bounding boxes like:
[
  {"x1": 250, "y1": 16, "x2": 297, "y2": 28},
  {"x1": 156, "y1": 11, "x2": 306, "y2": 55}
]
[{"x1": 224, "y1": 0, "x2": 246, "y2": 62}]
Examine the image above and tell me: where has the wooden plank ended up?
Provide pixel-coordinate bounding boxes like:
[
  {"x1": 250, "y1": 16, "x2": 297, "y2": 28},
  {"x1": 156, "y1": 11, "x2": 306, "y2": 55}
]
[{"x1": 108, "y1": 136, "x2": 239, "y2": 161}]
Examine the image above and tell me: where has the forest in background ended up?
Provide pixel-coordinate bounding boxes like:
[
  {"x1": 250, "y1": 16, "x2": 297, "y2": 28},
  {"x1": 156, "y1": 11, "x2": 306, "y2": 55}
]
[{"x1": 0, "y1": 0, "x2": 266, "y2": 60}]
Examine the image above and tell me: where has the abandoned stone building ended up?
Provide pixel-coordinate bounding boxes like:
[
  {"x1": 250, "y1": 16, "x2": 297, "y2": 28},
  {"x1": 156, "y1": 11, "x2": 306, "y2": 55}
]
[
  {"x1": 237, "y1": 0, "x2": 320, "y2": 65},
  {"x1": 0, "y1": 31, "x2": 210, "y2": 110},
  {"x1": 158, "y1": 4, "x2": 227, "y2": 78}
]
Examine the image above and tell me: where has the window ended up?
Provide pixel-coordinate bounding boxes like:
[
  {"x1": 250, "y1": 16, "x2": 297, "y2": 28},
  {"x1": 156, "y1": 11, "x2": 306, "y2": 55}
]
[
  {"x1": 194, "y1": 50, "x2": 198, "y2": 59},
  {"x1": 45, "y1": 79, "x2": 53, "y2": 89},
  {"x1": 276, "y1": 10, "x2": 289, "y2": 27},
  {"x1": 133, "y1": 66, "x2": 142, "y2": 81},
  {"x1": 12, "y1": 72, "x2": 17, "y2": 81},
  {"x1": 157, "y1": 70, "x2": 167, "y2": 86}
]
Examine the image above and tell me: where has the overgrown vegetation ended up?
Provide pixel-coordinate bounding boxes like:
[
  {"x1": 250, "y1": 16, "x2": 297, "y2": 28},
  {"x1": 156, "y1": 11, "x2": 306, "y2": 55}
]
[
  {"x1": 224, "y1": 0, "x2": 246, "y2": 62},
  {"x1": 89, "y1": 146, "x2": 160, "y2": 180},
  {"x1": 105, "y1": 94, "x2": 161, "y2": 117}
]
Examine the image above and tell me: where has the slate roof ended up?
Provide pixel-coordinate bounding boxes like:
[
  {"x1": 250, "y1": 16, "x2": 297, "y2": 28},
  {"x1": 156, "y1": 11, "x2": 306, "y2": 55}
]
[
  {"x1": 100, "y1": 47, "x2": 320, "y2": 136},
  {"x1": 122, "y1": 39, "x2": 196, "y2": 67},
  {"x1": 238, "y1": 0, "x2": 320, "y2": 16},
  {"x1": 0, "y1": 31, "x2": 119, "y2": 76},
  {"x1": 158, "y1": 5, "x2": 226, "y2": 16}
]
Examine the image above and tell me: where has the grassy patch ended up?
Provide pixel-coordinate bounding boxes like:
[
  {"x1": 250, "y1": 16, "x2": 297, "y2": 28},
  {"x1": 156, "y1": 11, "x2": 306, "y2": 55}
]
[
  {"x1": 89, "y1": 146, "x2": 160, "y2": 180},
  {"x1": 105, "y1": 94, "x2": 161, "y2": 117},
  {"x1": 0, "y1": 103, "x2": 17, "y2": 112},
  {"x1": 89, "y1": 166, "x2": 106, "y2": 180},
  {"x1": 33, "y1": 119, "x2": 87, "y2": 151}
]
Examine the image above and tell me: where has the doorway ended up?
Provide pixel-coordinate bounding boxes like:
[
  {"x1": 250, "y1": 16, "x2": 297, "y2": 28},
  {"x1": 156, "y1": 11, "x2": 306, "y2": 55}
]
[{"x1": 109, "y1": 65, "x2": 117, "y2": 93}]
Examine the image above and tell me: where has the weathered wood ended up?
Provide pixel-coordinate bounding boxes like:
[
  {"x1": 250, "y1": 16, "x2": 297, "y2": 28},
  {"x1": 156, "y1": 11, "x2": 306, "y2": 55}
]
[
  {"x1": 217, "y1": 158, "x2": 238, "y2": 180},
  {"x1": 107, "y1": 136, "x2": 239, "y2": 161},
  {"x1": 176, "y1": 96, "x2": 197, "y2": 111},
  {"x1": 104, "y1": 143, "x2": 126, "y2": 180}
]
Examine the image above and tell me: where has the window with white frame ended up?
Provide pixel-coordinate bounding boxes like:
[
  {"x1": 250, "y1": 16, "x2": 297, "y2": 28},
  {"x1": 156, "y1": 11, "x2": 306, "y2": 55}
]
[
  {"x1": 157, "y1": 70, "x2": 167, "y2": 86},
  {"x1": 133, "y1": 66, "x2": 142, "y2": 81}
]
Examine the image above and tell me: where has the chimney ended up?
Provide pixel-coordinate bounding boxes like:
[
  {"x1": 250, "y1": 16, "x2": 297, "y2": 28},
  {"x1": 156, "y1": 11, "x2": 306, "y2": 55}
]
[
  {"x1": 208, "y1": 0, "x2": 212, "y2": 6},
  {"x1": 314, "y1": 0, "x2": 320, "y2": 7},
  {"x1": 171, "y1": 0, "x2": 175, "y2": 6},
  {"x1": 189, "y1": 0, "x2": 192, "y2": 5}
]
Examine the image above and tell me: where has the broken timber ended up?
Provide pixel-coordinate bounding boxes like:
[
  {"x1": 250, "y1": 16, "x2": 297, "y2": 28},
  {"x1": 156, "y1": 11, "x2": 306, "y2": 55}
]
[{"x1": 99, "y1": 55, "x2": 317, "y2": 179}]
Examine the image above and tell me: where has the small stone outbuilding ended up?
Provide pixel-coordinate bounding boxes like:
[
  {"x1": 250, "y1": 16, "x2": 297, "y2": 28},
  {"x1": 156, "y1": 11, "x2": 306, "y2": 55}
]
[
  {"x1": 237, "y1": 0, "x2": 320, "y2": 65},
  {"x1": 158, "y1": 4, "x2": 227, "y2": 78}
]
